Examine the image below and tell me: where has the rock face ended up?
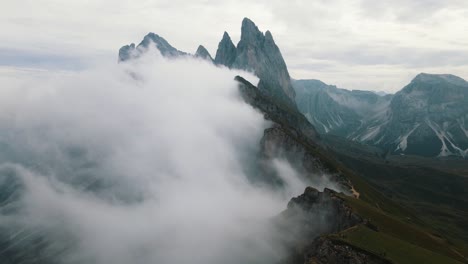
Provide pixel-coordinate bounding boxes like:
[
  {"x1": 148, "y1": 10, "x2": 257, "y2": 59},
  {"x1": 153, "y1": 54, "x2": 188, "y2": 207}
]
[
  {"x1": 236, "y1": 76, "x2": 318, "y2": 142},
  {"x1": 284, "y1": 187, "x2": 362, "y2": 234},
  {"x1": 294, "y1": 74, "x2": 468, "y2": 158},
  {"x1": 278, "y1": 187, "x2": 388, "y2": 264},
  {"x1": 195, "y1": 45, "x2": 213, "y2": 61},
  {"x1": 118, "y1": 33, "x2": 187, "y2": 61},
  {"x1": 118, "y1": 43, "x2": 136, "y2": 61},
  {"x1": 236, "y1": 76, "x2": 353, "y2": 193},
  {"x1": 294, "y1": 79, "x2": 392, "y2": 137},
  {"x1": 214, "y1": 32, "x2": 237, "y2": 67},
  {"x1": 372, "y1": 73, "x2": 468, "y2": 157},
  {"x1": 304, "y1": 237, "x2": 391, "y2": 264},
  {"x1": 215, "y1": 18, "x2": 296, "y2": 107},
  {"x1": 119, "y1": 18, "x2": 297, "y2": 108}
]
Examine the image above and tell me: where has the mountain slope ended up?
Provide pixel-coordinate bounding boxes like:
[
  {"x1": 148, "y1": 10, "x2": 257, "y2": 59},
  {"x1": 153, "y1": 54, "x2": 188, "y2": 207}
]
[
  {"x1": 294, "y1": 79, "x2": 392, "y2": 136},
  {"x1": 294, "y1": 74, "x2": 468, "y2": 158},
  {"x1": 368, "y1": 73, "x2": 468, "y2": 157}
]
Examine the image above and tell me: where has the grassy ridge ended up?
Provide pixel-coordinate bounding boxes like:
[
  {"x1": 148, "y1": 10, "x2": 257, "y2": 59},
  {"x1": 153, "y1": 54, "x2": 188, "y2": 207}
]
[
  {"x1": 338, "y1": 195, "x2": 467, "y2": 262},
  {"x1": 330, "y1": 225, "x2": 462, "y2": 264}
]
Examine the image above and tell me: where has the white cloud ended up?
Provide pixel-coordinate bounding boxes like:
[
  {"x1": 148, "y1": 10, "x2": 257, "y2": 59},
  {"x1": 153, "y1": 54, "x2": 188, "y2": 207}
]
[{"x1": 0, "y1": 52, "x2": 310, "y2": 263}]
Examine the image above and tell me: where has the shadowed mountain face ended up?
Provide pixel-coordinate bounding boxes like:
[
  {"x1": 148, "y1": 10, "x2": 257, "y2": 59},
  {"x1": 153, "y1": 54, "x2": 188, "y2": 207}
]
[
  {"x1": 195, "y1": 45, "x2": 213, "y2": 62},
  {"x1": 214, "y1": 32, "x2": 237, "y2": 67},
  {"x1": 294, "y1": 74, "x2": 468, "y2": 158},
  {"x1": 293, "y1": 79, "x2": 392, "y2": 137},
  {"x1": 118, "y1": 33, "x2": 188, "y2": 61}
]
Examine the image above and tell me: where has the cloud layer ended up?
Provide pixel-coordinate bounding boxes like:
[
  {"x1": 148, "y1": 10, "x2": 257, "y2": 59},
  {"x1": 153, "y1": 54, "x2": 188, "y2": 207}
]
[{"x1": 0, "y1": 52, "x2": 313, "y2": 264}]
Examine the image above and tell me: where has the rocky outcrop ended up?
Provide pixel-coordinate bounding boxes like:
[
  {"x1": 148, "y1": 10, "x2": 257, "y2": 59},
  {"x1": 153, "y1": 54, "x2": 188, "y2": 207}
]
[
  {"x1": 213, "y1": 18, "x2": 296, "y2": 107},
  {"x1": 285, "y1": 187, "x2": 362, "y2": 233},
  {"x1": 234, "y1": 19, "x2": 296, "y2": 104},
  {"x1": 195, "y1": 45, "x2": 213, "y2": 61},
  {"x1": 214, "y1": 32, "x2": 237, "y2": 67},
  {"x1": 279, "y1": 187, "x2": 388, "y2": 264},
  {"x1": 236, "y1": 76, "x2": 318, "y2": 142},
  {"x1": 118, "y1": 33, "x2": 187, "y2": 62},
  {"x1": 235, "y1": 76, "x2": 353, "y2": 194},
  {"x1": 118, "y1": 43, "x2": 136, "y2": 61},
  {"x1": 304, "y1": 237, "x2": 391, "y2": 264}
]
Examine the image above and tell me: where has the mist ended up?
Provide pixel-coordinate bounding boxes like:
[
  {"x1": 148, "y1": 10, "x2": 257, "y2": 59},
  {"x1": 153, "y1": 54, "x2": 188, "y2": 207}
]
[{"x1": 0, "y1": 52, "x2": 311, "y2": 263}]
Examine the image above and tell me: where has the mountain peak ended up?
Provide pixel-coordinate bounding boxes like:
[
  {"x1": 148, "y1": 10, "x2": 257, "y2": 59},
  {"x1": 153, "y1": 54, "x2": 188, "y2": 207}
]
[
  {"x1": 118, "y1": 32, "x2": 187, "y2": 61},
  {"x1": 265, "y1": 30, "x2": 274, "y2": 41},
  {"x1": 195, "y1": 45, "x2": 213, "y2": 61},
  {"x1": 140, "y1": 33, "x2": 186, "y2": 57},
  {"x1": 240, "y1": 17, "x2": 263, "y2": 44},
  {"x1": 222, "y1": 31, "x2": 231, "y2": 41},
  {"x1": 118, "y1": 43, "x2": 136, "y2": 61},
  {"x1": 412, "y1": 73, "x2": 468, "y2": 87},
  {"x1": 214, "y1": 32, "x2": 237, "y2": 67}
]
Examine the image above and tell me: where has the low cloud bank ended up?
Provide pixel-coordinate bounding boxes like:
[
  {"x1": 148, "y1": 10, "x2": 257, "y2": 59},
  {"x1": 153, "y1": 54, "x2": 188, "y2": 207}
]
[{"x1": 0, "y1": 52, "x2": 320, "y2": 263}]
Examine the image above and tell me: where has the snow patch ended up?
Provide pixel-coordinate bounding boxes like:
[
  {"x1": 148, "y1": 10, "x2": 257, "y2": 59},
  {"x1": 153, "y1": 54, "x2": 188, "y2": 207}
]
[
  {"x1": 458, "y1": 118, "x2": 468, "y2": 139},
  {"x1": 425, "y1": 119, "x2": 467, "y2": 157},
  {"x1": 360, "y1": 125, "x2": 381, "y2": 141},
  {"x1": 395, "y1": 124, "x2": 420, "y2": 152}
]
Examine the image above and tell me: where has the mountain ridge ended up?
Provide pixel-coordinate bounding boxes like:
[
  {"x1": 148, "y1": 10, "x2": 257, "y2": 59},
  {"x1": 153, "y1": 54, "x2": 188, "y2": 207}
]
[{"x1": 294, "y1": 74, "x2": 468, "y2": 158}]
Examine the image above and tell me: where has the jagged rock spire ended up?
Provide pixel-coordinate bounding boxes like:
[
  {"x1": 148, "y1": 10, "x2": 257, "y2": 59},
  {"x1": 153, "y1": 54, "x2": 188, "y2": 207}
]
[
  {"x1": 214, "y1": 32, "x2": 237, "y2": 67},
  {"x1": 233, "y1": 18, "x2": 296, "y2": 104},
  {"x1": 195, "y1": 45, "x2": 213, "y2": 61}
]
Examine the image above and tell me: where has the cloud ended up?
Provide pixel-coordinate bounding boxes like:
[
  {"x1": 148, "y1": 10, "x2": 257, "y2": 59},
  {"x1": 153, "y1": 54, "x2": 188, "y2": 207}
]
[
  {"x1": 2, "y1": 1, "x2": 468, "y2": 92},
  {"x1": 0, "y1": 52, "x2": 310, "y2": 263}
]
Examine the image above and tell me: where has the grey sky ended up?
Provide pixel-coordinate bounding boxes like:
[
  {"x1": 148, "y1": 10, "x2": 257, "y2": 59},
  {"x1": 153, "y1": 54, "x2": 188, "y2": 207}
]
[{"x1": 2, "y1": 0, "x2": 468, "y2": 92}]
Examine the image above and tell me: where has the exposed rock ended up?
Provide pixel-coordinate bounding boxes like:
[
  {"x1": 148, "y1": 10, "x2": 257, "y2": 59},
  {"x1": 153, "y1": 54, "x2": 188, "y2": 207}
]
[
  {"x1": 294, "y1": 74, "x2": 468, "y2": 158},
  {"x1": 214, "y1": 32, "x2": 237, "y2": 67},
  {"x1": 118, "y1": 43, "x2": 136, "y2": 61},
  {"x1": 293, "y1": 79, "x2": 392, "y2": 136},
  {"x1": 232, "y1": 18, "x2": 296, "y2": 106},
  {"x1": 235, "y1": 76, "x2": 318, "y2": 142},
  {"x1": 212, "y1": 18, "x2": 297, "y2": 107},
  {"x1": 284, "y1": 187, "x2": 362, "y2": 236},
  {"x1": 195, "y1": 45, "x2": 213, "y2": 61},
  {"x1": 279, "y1": 187, "x2": 389, "y2": 264},
  {"x1": 118, "y1": 33, "x2": 187, "y2": 62},
  {"x1": 304, "y1": 237, "x2": 391, "y2": 264}
]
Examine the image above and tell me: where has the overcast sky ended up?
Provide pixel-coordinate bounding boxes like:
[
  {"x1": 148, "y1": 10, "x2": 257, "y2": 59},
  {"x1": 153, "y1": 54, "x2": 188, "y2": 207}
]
[{"x1": 2, "y1": 0, "x2": 468, "y2": 92}]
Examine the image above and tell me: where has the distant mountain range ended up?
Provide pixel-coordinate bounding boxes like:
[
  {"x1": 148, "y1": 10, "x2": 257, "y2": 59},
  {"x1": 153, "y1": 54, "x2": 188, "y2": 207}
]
[{"x1": 294, "y1": 74, "x2": 468, "y2": 158}]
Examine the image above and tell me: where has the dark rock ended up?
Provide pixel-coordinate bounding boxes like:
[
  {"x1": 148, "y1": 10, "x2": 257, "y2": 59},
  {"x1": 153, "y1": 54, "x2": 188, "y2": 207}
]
[
  {"x1": 232, "y1": 18, "x2": 296, "y2": 106},
  {"x1": 279, "y1": 188, "x2": 388, "y2": 264},
  {"x1": 118, "y1": 33, "x2": 188, "y2": 62},
  {"x1": 214, "y1": 32, "x2": 237, "y2": 67},
  {"x1": 118, "y1": 43, "x2": 136, "y2": 61},
  {"x1": 294, "y1": 74, "x2": 468, "y2": 158},
  {"x1": 304, "y1": 237, "x2": 391, "y2": 264},
  {"x1": 195, "y1": 45, "x2": 213, "y2": 61}
]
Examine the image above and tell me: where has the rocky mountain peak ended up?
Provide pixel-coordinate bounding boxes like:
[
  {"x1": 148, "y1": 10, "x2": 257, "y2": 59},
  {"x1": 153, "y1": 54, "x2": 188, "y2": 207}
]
[
  {"x1": 118, "y1": 33, "x2": 187, "y2": 62},
  {"x1": 214, "y1": 31, "x2": 237, "y2": 67},
  {"x1": 232, "y1": 18, "x2": 296, "y2": 106},
  {"x1": 118, "y1": 43, "x2": 136, "y2": 61},
  {"x1": 240, "y1": 17, "x2": 263, "y2": 44},
  {"x1": 412, "y1": 73, "x2": 468, "y2": 87},
  {"x1": 139, "y1": 33, "x2": 187, "y2": 58},
  {"x1": 195, "y1": 45, "x2": 213, "y2": 61}
]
